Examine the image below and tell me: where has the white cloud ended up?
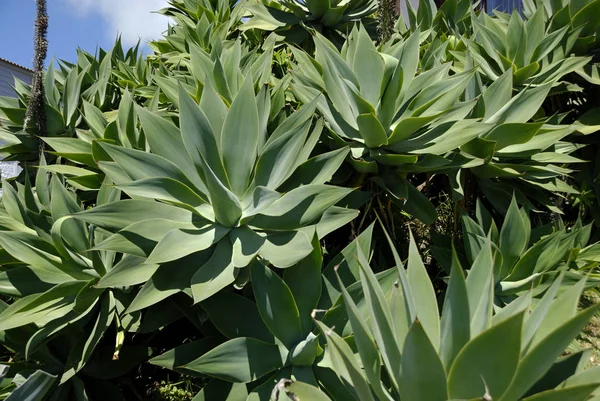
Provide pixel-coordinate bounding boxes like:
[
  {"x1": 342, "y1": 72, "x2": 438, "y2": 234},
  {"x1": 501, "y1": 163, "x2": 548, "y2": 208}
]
[{"x1": 64, "y1": 0, "x2": 171, "y2": 46}]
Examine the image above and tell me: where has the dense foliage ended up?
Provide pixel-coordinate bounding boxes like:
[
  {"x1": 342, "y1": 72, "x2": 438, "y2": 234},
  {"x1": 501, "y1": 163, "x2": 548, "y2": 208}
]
[{"x1": 0, "y1": 0, "x2": 600, "y2": 399}]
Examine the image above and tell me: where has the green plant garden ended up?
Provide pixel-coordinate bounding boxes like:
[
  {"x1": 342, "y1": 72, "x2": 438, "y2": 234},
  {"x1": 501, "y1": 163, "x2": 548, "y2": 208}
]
[{"x1": 1, "y1": 0, "x2": 600, "y2": 399}]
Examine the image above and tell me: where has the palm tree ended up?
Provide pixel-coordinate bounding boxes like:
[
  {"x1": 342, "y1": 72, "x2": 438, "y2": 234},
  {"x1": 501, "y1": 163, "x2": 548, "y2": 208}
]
[{"x1": 24, "y1": 0, "x2": 49, "y2": 150}]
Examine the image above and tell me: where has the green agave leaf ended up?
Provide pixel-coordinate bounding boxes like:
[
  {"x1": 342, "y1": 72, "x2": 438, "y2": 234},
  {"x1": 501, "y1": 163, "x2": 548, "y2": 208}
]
[
  {"x1": 2, "y1": 181, "x2": 33, "y2": 228},
  {"x1": 521, "y1": 385, "x2": 600, "y2": 401},
  {"x1": 183, "y1": 337, "x2": 285, "y2": 383},
  {"x1": 335, "y1": 269, "x2": 391, "y2": 401},
  {"x1": 254, "y1": 119, "x2": 312, "y2": 190},
  {"x1": 522, "y1": 273, "x2": 563, "y2": 352},
  {"x1": 498, "y1": 196, "x2": 530, "y2": 280},
  {"x1": 251, "y1": 261, "x2": 303, "y2": 349},
  {"x1": 407, "y1": 232, "x2": 440, "y2": 349},
  {"x1": 24, "y1": 286, "x2": 100, "y2": 359},
  {"x1": 249, "y1": 185, "x2": 352, "y2": 230},
  {"x1": 127, "y1": 250, "x2": 212, "y2": 313},
  {"x1": 96, "y1": 255, "x2": 159, "y2": 288},
  {"x1": 5, "y1": 370, "x2": 57, "y2": 401},
  {"x1": 483, "y1": 123, "x2": 543, "y2": 151},
  {"x1": 486, "y1": 82, "x2": 553, "y2": 124},
  {"x1": 283, "y1": 235, "x2": 323, "y2": 336},
  {"x1": 229, "y1": 226, "x2": 265, "y2": 268},
  {"x1": 147, "y1": 224, "x2": 229, "y2": 264},
  {"x1": 530, "y1": 277, "x2": 587, "y2": 348},
  {"x1": 192, "y1": 380, "x2": 248, "y2": 401},
  {"x1": 199, "y1": 154, "x2": 243, "y2": 228},
  {"x1": 136, "y1": 105, "x2": 206, "y2": 193},
  {"x1": 150, "y1": 338, "x2": 223, "y2": 377},
  {"x1": 439, "y1": 247, "x2": 470, "y2": 369},
  {"x1": 221, "y1": 77, "x2": 260, "y2": 196},
  {"x1": 92, "y1": 219, "x2": 198, "y2": 258},
  {"x1": 199, "y1": 80, "x2": 227, "y2": 151},
  {"x1": 466, "y1": 241, "x2": 494, "y2": 337},
  {"x1": 357, "y1": 113, "x2": 388, "y2": 148},
  {"x1": 482, "y1": 69, "x2": 512, "y2": 120},
  {"x1": 201, "y1": 292, "x2": 274, "y2": 343},
  {"x1": 62, "y1": 291, "x2": 116, "y2": 383},
  {"x1": 0, "y1": 281, "x2": 86, "y2": 331},
  {"x1": 191, "y1": 238, "x2": 236, "y2": 304},
  {"x1": 401, "y1": 321, "x2": 448, "y2": 401},
  {"x1": 278, "y1": 381, "x2": 332, "y2": 401},
  {"x1": 401, "y1": 179, "x2": 437, "y2": 225},
  {"x1": 314, "y1": 320, "x2": 375, "y2": 401},
  {"x1": 74, "y1": 200, "x2": 195, "y2": 231},
  {"x1": 356, "y1": 246, "x2": 402, "y2": 390},
  {"x1": 96, "y1": 142, "x2": 199, "y2": 192},
  {"x1": 499, "y1": 304, "x2": 600, "y2": 401},
  {"x1": 259, "y1": 230, "x2": 314, "y2": 268},
  {"x1": 448, "y1": 311, "x2": 524, "y2": 400},
  {"x1": 178, "y1": 84, "x2": 229, "y2": 187},
  {"x1": 42, "y1": 137, "x2": 94, "y2": 166},
  {"x1": 352, "y1": 26, "x2": 384, "y2": 106}
]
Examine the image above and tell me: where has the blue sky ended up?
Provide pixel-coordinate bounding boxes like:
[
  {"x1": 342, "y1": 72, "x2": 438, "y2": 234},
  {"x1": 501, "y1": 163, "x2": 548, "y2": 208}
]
[{"x1": 0, "y1": 0, "x2": 170, "y2": 69}]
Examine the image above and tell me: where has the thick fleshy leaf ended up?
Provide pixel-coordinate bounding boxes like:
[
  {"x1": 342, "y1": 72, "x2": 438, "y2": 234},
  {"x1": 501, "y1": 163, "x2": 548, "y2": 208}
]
[
  {"x1": 408, "y1": 232, "x2": 440, "y2": 349},
  {"x1": 259, "y1": 230, "x2": 314, "y2": 268},
  {"x1": 183, "y1": 338, "x2": 284, "y2": 383},
  {"x1": 498, "y1": 196, "x2": 530, "y2": 280},
  {"x1": 62, "y1": 292, "x2": 116, "y2": 383},
  {"x1": 0, "y1": 281, "x2": 86, "y2": 331},
  {"x1": 400, "y1": 321, "x2": 448, "y2": 401},
  {"x1": 314, "y1": 320, "x2": 375, "y2": 401},
  {"x1": 127, "y1": 250, "x2": 212, "y2": 313},
  {"x1": 221, "y1": 78, "x2": 260, "y2": 196},
  {"x1": 283, "y1": 235, "x2": 323, "y2": 336},
  {"x1": 439, "y1": 247, "x2": 470, "y2": 369},
  {"x1": 499, "y1": 304, "x2": 600, "y2": 401},
  {"x1": 191, "y1": 239, "x2": 236, "y2": 304},
  {"x1": 137, "y1": 106, "x2": 205, "y2": 192},
  {"x1": 201, "y1": 292, "x2": 274, "y2": 343},
  {"x1": 5, "y1": 370, "x2": 57, "y2": 401},
  {"x1": 147, "y1": 225, "x2": 229, "y2": 264},
  {"x1": 448, "y1": 312, "x2": 524, "y2": 400},
  {"x1": 337, "y1": 267, "x2": 389, "y2": 399},
  {"x1": 178, "y1": 85, "x2": 229, "y2": 186},
  {"x1": 356, "y1": 246, "x2": 402, "y2": 389},
  {"x1": 74, "y1": 200, "x2": 195, "y2": 231},
  {"x1": 150, "y1": 338, "x2": 223, "y2": 376},
  {"x1": 97, "y1": 255, "x2": 159, "y2": 288},
  {"x1": 250, "y1": 185, "x2": 353, "y2": 230},
  {"x1": 254, "y1": 119, "x2": 312, "y2": 190},
  {"x1": 229, "y1": 226, "x2": 265, "y2": 268},
  {"x1": 466, "y1": 242, "x2": 494, "y2": 337},
  {"x1": 199, "y1": 156, "x2": 243, "y2": 228},
  {"x1": 251, "y1": 261, "x2": 303, "y2": 349}
]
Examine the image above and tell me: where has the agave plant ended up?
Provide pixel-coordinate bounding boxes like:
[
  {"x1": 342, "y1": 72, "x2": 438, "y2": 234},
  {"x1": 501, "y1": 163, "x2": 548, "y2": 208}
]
[
  {"x1": 522, "y1": 0, "x2": 600, "y2": 57},
  {"x1": 64, "y1": 82, "x2": 356, "y2": 312},
  {"x1": 0, "y1": 39, "x2": 149, "y2": 162},
  {"x1": 451, "y1": 8, "x2": 591, "y2": 87},
  {"x1": 432, "y1": 196, "x2": 600, "y2": 299},
  {"x1": 295, "y1": 228, "x2": 600, "y2": 401},
  {"x1": 149, "y1": 224, "x2": 402, "y2": 401},
  {"x1": 152, "y1": 0, "x2": 243, "y2": 55},
  {"x1": 291, "y1": 26, "x2": 589, "y2": 221},
  {"x1": 241, "y1": 0, "x2": 379, "y2": 48},
  {"x1": 0, "y1": 168, "x2": 150, "y2": 399}
]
